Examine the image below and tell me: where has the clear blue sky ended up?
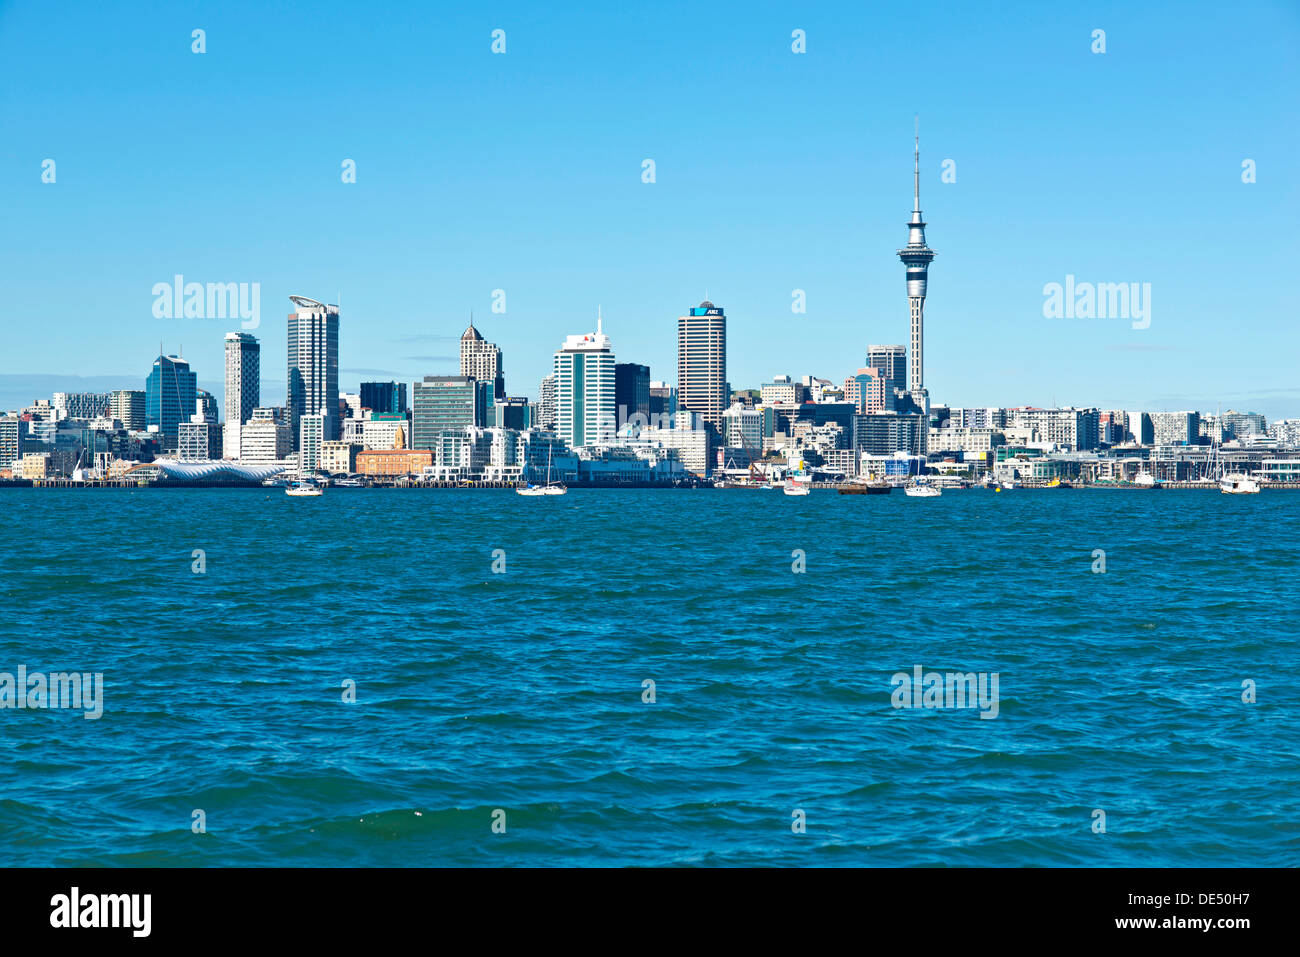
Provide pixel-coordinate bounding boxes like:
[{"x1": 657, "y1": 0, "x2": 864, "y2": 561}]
[{"x1": 1, "y1": 0, "x2": 1297, "y2": 417}]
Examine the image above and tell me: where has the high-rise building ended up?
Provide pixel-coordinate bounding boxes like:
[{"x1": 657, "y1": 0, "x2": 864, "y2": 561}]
[
  {"x1": 614, "y1": 362, "x2": 650, "y2": 426},
  {"x1": 638, "y1": 413, "x2": 709, "y2": 475},
  {"x1": 722, "y1": 403, "x2": 765, "y2": 453},
  {"x1": 487, "y1": 397, "x2": 534, "y2": 430},
  {"x1": 897, "y1": 123, "x2": 936, "y2": 407},
  {"x1": 648, "y1": 381, "x2": 676, "y2": 422},
  {"x1": 145, "y1": 354, "x2": 197, "y2": 449},
  {"x1": 1126, "y1": 411, "x2": 1153, "y2": 445},
  {"x1": 361, "y1": 412, "x2": 410, "y2": 451},
  {"x1": 852, "y1": 412, "x2": 928, "y2": 456},
  {"x1": 555, "y1": 312, "x2": 616, "y2": 448},
  {"x1": 53, "y1": 393, "x2": 111, "y2": 419},
  {"x1": 224, "y1": 332, "x2": 260, "y2": 429},
  {"x1": 240, "y1": 408, "x2": 292, "y2": 463},
  {"x1": 359, "y1": 381, "x2": 407, "y2": 415},
  {"x1": 866, "y1": 345, "x2": 907, "y2": 389},
  {"x1": 844, "y1": 367, "x2": 892, "y2": 413},
  {"x1": 286, "y1": 296, "x2": 340, "y2": 450},
  {"x1": 537, "y1": 375, "x2": 557, "y2": 431},
  {"x1": 109, "y1": 390, "x2": 147, "y2": 431},
  {"x1": 178, "y1": 417, "x2": 222, "y2": 460},
  {"x1": 460, "y1": 320, "x2": 505, "y2": 399},
  {"x1": 760, "y1": 375, "x2": 806, "y2": 407},
  {"x1": 0, "y1": 417, "x2": 23, "y2": 473},
  {"x1": 677, "y1": 300, "x2": 727, "y2": 439},
  {"x1": 1222, "y1": 410, "x2": 1267, "y2": 440},
  {"x1": 412, "y1": 376, "x2": 491, "y2": 450},
  {"x1": 195, "y1": 389, "x2": 218, "y2": 424},
  {"x1": 1148, "y1": 411, "x2": 1199, "y2": 447},
  {"x1": 1008, "y1": 408, "x2": 1100, "y2": 451},
  {"x1": 299, "y1": 412, "x2": 326, "y2": 474}
]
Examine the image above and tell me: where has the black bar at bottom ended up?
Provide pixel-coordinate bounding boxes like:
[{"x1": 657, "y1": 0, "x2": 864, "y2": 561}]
[{"x1": 0, "y1": 867, "x2": 1282, "y2": 943}]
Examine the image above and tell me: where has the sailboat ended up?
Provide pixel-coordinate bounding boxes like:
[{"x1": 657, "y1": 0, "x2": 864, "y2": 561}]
[
  {"x1": 517, "y1": 444, "x2": 567, "y2": 496},
  {"x1": 904, "y1": 478, "x2": 941, "y2": 497},
  {"x1": 903, "y1": 421, "x2": 941, "y2": 497},
  {"x1": 1206, "y1": 405, "x2": 1259, "y2": 494},
  {"x1": 782, "y1": 479, "x2": 810, "y2": 496}
]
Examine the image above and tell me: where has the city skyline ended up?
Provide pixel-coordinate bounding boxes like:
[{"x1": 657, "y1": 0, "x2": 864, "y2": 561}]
[{"x1": 1, "y1": 2, "x2": 1296, "y2": 418}]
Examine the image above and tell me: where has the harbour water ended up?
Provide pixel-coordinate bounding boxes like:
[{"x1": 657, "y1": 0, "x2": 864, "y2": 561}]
[{"x1": 1, "y1": 487, "x2": 1296, "y2": 866}]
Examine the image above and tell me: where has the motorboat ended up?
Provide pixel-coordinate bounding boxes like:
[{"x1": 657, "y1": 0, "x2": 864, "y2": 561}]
[{"x1": 1220, "y1": 473, "x2": 1260, "y2": 495}]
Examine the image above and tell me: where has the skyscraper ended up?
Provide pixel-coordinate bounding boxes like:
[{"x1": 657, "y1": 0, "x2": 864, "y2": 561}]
[
  {"x1": 865, "y1": 344, "x2": 907, "y2": 389},
  {"x1": 359, "y1": 381, "x2": 407, "y2": 415},
  {"x1": 538, "y1": 375, "x2": 557, "y2": 431},
  {"x1": 554, "y1": 311, "x2": 615, "y2": 448},
  {"x1": 614, "y1": 362, "x2": 650, "y2": 426},
  {"x1": 145, "y1": 354, "x2": 197, "y2": 449},
  {"x1": 286, "y1": 295, "x2": 340, "y2": 450},
  {"x1": 109, "y1": 390, "x2": 146, "y2": 431},
  {"x1": 677, "y1": 300, "x2": 727, "y2": 439},
  {"x1": 897, "y1": 122, "x2": 936, "y2": 407},
  {"x1": 411, "y1": 375, "x2": 491, "y2": 450},
  {"x1": 460, "y1": 319, "x2": 505, "y2": 399},
  {"x1": 195, "y1": 389, "x2": 218, "y2": 424},
  {"x1": 224, "y1": 332, "x2": 260, "y2": 425}
]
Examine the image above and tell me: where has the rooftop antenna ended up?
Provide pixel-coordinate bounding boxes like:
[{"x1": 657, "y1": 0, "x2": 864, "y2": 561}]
[{"x1": 597, "y1": 304, "x2": 603, "y2": 335}]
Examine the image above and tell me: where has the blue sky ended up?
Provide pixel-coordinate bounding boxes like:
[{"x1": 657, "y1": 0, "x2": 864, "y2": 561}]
[{"x1": 1, "y1": 0, "x2": 1297, "y2": 417}]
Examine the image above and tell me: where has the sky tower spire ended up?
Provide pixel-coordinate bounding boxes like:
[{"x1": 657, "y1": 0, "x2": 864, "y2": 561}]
[
  {"x1": 897, "y1": 117, "x2": 936, "y2": 402},
  {"x1": 913, "y1": 115, "x2": 921, "y2": 217}
]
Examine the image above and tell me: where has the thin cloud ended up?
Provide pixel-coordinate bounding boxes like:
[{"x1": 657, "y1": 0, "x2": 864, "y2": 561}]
[{"x1": 340, "y1": 367, "x2": 408, "y2": 377}]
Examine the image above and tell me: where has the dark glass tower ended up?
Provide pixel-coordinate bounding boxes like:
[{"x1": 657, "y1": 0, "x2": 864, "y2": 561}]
[{"x1": 145, "y1": 354, "x2": 197, "y2": 450}]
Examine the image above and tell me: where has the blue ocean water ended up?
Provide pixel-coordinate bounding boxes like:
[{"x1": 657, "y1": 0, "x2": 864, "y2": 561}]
[{"x1": 0, "y1": 487, "x2": 1296, "y2": 867}]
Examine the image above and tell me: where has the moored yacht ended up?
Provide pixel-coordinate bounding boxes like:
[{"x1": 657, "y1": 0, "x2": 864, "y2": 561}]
[{"x1": 1220, "y1": 473, "x2": 1260, "y2": 495}]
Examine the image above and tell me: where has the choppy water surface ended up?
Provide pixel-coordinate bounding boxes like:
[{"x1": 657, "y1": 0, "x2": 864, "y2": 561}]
[{"x1": 1, "y1": 487, "x2": 1296, "y2": 866}]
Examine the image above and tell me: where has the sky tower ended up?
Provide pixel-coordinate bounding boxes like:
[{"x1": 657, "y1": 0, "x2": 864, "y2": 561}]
[{"x1": 897, "y1": 119, "x2": 936, "y2": 405}]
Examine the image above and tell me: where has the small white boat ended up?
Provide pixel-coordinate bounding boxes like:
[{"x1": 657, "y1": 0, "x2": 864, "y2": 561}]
[
  {"x1": 285, "y1": 481, "x2": 322, "y2": 497},
  {"x1": 1133, "y1": 470, "x2": 1161, "y2": 488},
  {"x1": 1220, "y1": 473, "x2": 1260, "y2": 495},
  {"x1": 782, "y1": 481, "x2": 810, "y2": 496},
  {"x1": 516, "y1": 445, "x2": 567, "y2": 496},
  {"x1": 517, "y1": 484, "x2": 567, "y2": 496},
  {"x1": 904, "y1": 480, "x2": 941, "y2": 497}
]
